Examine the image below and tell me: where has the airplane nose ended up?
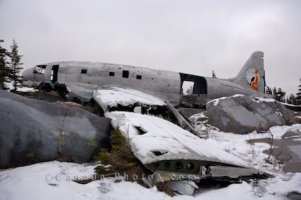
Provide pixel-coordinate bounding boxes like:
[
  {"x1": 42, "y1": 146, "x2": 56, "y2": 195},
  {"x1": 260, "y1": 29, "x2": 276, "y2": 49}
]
[
  {"x1": 22, "y1": 67, "x2": 39, "y2": 87},
  {"x1": 22, "y1": 68, "x2": 34, "y2": 81}
]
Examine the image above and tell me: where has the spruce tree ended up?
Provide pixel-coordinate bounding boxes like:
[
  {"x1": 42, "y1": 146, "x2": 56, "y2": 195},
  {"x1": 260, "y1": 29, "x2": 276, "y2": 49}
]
[
  {"x1": 296, "y1": 78, "x2": 301, "y2": 105},
  {"x1": 275, "y1": 88, "x2": 286, "y2": 102},
  {"x1": 297, "y1": 78, "x2": 301, "y2": 99},
  {"x1": 287, "y1": 94, "x2": 297, "y2": 105},
  {"x1": 0, "y1": 39, "x2": 12, "y2": 90},
  {"x1": 9, "y1": 40, "x2": 23, "y2": 91},
  {"x1": 265, "y1": 86, "x2": 272, "y2": 95},
  {"x1": 272, "y1": 87, "x2": 277, "y2": 96}
]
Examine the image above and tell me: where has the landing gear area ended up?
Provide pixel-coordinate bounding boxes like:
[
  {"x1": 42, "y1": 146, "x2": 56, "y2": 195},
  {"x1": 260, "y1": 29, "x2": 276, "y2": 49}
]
[{"x1": 38, "y1": 82, "x2": 68, "y2": 98}]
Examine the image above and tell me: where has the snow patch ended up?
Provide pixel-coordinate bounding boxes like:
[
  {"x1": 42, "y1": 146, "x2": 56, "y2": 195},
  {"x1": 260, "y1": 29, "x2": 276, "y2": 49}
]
[
  {"x1": 253, "y1": 97, "x2": 276, "y2": 103},
  {"x1": 6, "y1": 82, "x2": 37, "y2": 92},
  {"x1": 0, "y1": 161, "x2": 300, "y2": 200},
  {"x1": 93, "y1": 87, "x2": 165, "y2": 111}
]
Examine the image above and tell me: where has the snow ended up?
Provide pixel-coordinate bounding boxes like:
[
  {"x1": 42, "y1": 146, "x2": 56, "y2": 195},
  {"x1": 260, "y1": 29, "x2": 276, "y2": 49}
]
[
  {"x1": 105, "y1": 111, "x2": 249, "y2": 167},
  {"x1": 0, "y1": 93, "x2": 300, "y2": 199},
  {"x1": 198, "y1": 124, "x2": 301, "y2": 175},
  {"x1": 232, "y1": 94, "x2": 244, "y2": 98},
  {"x1": 252, "y1": 97, "x2": 276, "y2": 103},
  {"x1": 93, "y1": 87, "x2": 165, "y2": 111},
  {"x1": 6, "y1": 82, "x2": 37, "y2": 92},
  {"x1": 189, "y1": 112, "x2": 207, "y2": 121},
  {"x1": 0, "y1": 161, "x2": 300, "y2": 200},
  {"x1": 280, "y1": 102, "x2": 301, "y2": 108},
  {"x1": 207, "y1": 95, "x2": 276, "y2": 107},
  {"x1": 207, "y1": 96, "x2": 229, "y2": 106}
]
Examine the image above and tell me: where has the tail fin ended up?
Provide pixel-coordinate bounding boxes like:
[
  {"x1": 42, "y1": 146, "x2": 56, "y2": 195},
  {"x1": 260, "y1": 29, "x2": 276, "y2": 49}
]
[{"x1": 232, "y1": 51, "x2": 265, "y2": 93}]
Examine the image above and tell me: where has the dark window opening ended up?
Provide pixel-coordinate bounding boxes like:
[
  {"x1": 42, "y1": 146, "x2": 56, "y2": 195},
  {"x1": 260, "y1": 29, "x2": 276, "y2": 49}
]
[
  {"x1": 37, "y1": 65, "x2": 47, "y2": 69},
  {"x1": 135, "y1": 126, "x2": 147, "y2": 135},
  {"x1": 180, "y1": 73, "x2": 207, "y2": 95},
  {"x1": 175, "y1": 162, "x2": 183, "y2": 170},
  {"x1": 51, "y1": 65, "x2": 59, "y2": 83},
  {"x1": 122, "y1": 70, "x2": 129, "y2": 78},
  {"x1": 186, "y1": 162, "x2": 195, "y2": 170},
  {"x1": 152, "y1": 151, "x2": 167, "y2": 156},
  {"x1": 154, "y1": 162, "x2": 160, "y2": 168},
  {"x1": 136, "y1": 75, "x2": 142, "y2": 80},
  {"x1": 109, "y1": 72, "x2": 115, "y2": 76},
  {"x1": 81, "y1": 69, "x2": 87, "y2": 74},
  {"x1": 164, "y1": 162, "x2": 171, "y2": 168}
]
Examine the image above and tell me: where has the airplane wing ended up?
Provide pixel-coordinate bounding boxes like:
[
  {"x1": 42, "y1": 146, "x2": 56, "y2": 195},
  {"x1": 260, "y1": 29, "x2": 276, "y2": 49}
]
[
  {"x1": 106, "y1": 111, "x2": 247, "y2": 166},
  {"x1": 65, "y1": 83, "x2": 97, "y2": 102},
  {"x1": 90, "y1": 86, "x2": 265, "y2": 180},
  {"x1": 105, "y1": 111, "x2": 264, "y2": 180},
  {"x1": 92, "y1": 86, "x2": 166, "y2": 111}
]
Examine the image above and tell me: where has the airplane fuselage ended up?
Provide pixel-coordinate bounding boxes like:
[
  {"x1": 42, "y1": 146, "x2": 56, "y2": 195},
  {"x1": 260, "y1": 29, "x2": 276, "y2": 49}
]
[{"x1": 22, "y1": 58, "x2": 270, "y2": 107}]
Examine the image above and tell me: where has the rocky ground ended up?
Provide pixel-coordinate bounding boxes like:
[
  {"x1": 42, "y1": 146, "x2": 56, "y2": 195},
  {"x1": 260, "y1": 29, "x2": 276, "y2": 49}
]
[{"x1": 1, "y1": 90, "x2": 301, "y2": 199}]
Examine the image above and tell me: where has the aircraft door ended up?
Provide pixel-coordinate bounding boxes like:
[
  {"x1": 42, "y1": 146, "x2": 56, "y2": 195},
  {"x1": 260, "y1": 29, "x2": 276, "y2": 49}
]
[
  {"x1": 180, "y1": 73, "x2": 207, "y2": 95},
  {"x1": 51, "y1": 65, "x2": 59, "y2": 83}
]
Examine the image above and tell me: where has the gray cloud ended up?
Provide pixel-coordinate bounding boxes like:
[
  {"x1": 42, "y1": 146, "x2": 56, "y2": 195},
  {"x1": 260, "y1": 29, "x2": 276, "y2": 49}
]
[{"x1": 0, "y1": 0, "x2": 300, "y2": 95}]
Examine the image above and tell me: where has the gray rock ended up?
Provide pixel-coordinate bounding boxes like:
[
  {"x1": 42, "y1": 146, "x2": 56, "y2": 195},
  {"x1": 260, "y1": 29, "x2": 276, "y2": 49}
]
[
  {"x1": 206, "y1": 95, "x2": 295, "y2": 134},
  {"x1": 0, "y1": 91, "x2": 111, "y2": 168}
]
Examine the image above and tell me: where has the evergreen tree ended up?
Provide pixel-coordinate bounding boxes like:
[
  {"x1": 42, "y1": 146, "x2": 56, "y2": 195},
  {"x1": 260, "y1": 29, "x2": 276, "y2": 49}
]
[
  {"x1": 272, "y1": 87, "x2": 277, "y2": 96},
  {"x1": 212, "y1": 70, "x2": 217, "y2": 78},
  {"x1": 297, "y1": 78, "x2": 301, "y2": 99},
  {"x1": 0, "y1": 39, "x2": 12, "y2": 90},
  {"x1": 287, "y1": 94, "x2": 297, "y2": 105},
  {"x1": 296, "y1": 78, "x2": 301, "y2": 105},
  {"x1": 265, "y1": 86, "x2": 272, "y2": 95},
  {"x1": 9, "y1": 40, "x2": 23, "y2": 91},
  {"x1": 275, "y1": 88, "x2": 286, "y2": 102}
]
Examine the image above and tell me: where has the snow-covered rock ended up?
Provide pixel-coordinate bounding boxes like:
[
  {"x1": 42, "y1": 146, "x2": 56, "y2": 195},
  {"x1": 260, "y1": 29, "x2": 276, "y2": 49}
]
[
  {"x1": 0, "y1": 91, "x2": 111, "y2": 168},
  {"x1": 207, "y1": 95, "x2": 295, "y2": 134}
]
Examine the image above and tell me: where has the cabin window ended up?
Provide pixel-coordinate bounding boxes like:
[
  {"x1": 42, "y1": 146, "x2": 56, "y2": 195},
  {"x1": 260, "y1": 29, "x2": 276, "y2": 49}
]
[
  {"x1": 175, "y1": 162, "x2": 183, "y2": 170},
  {"x1": 122, "y1": 70, "x2": 129, "y2": 78},
  {"x1": 164, "y1": 162, "x2": 171, "y2": 168},
  {"x1": 136, "y1": 75, "x2": 142, "y2": 80},
  {"x1": 186, "y1": 162, "x2": 195, "y2": 170},
  {"x1": 81, "y1": 69, "x2": 87, "y2": 74},
  {"x1": 109, "y1": 72, "x2": 115, "y2": 76}
]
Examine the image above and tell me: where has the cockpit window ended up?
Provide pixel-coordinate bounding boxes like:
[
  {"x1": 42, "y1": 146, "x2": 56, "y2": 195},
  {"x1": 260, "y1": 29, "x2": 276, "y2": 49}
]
[{"x1": 33, "y1": 65, "x2": 46, "y2": 74}]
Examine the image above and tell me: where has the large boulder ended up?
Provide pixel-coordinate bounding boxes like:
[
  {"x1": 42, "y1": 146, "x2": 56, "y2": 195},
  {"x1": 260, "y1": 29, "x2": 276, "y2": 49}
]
[
  {"x1": 206, "y1": 95, "x2": 296, "y2": 134},
  {"x1": 0, "y1": 91, "x2": 111, "y2": 168}
]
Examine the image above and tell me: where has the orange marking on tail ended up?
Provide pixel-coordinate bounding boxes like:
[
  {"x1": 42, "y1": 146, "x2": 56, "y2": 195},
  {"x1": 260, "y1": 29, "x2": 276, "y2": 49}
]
[{"x1": 251, "y1": 69, "x2": 260, "y2": 91}]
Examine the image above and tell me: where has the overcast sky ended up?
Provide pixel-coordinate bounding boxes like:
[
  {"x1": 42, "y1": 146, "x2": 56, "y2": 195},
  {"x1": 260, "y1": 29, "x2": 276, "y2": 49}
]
[{"x1": 0, "y1": 0, "x2": 300, "y2": 95}]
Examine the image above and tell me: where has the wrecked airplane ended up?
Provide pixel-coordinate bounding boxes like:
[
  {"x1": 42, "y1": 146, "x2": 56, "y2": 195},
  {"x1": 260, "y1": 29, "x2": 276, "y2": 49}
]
[
  {"x1": 18, "y1": 51, "x2": 274, "y2": 194},
  {"x1": 22, "y1": 51, "x2": 271, "y2": 107}
]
